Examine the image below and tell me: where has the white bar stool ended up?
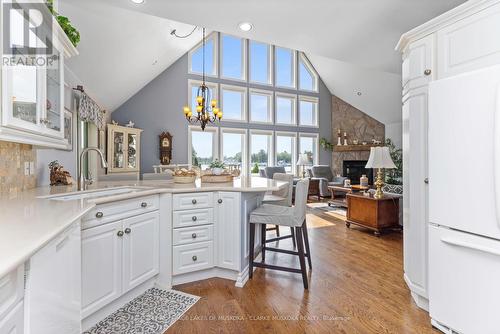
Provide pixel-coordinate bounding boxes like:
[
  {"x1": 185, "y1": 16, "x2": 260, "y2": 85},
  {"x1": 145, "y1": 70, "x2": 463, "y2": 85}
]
[{"x1": 249, "y1": 179, "x2": 312, "y2": 289}]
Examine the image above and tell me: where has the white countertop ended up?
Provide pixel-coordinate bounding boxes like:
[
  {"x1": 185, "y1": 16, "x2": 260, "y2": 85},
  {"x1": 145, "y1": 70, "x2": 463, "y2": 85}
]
[{"x1": 0, "y1": 176, "x2": 286, "y2": 277}]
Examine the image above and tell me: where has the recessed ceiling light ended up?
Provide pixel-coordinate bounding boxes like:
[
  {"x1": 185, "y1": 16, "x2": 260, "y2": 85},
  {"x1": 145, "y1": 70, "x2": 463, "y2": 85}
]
[
  {"x1": 356, "y1": 91, "x2": 362, "y2": 96},
  {"x1": 131, "y1": 0, "x2": 145, "y2": 4},
  {"x1": 238, "y1": 22, "x2": 253, "y2": 32}
]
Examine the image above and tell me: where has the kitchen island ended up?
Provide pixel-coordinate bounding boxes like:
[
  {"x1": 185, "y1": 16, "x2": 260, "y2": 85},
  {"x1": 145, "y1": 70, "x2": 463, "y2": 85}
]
[{"x1": 0, "y1": 176, "x2": 286, "y2": 332}]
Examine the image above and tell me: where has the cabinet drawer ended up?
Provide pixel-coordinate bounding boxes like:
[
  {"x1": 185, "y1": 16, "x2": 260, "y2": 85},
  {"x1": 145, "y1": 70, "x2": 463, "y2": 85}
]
[
  {"x1": 173, "y1": 241, "x2": 214, "y2": 275},
  {"x1": 82, "y1": 195, "x2": 159, "y2": 229},
  {"x1": 173, "y1": 225, "x2": 214, "y2": 246},
  {"x1": 173, "y1": 208, "x2": 213, "y2": 228},
  {"x1": 0, "y1": 265, "x2": 23, "y2": 320},
  {"x1": 173, "y1": 192, "x2": 213, "y2": 210}
]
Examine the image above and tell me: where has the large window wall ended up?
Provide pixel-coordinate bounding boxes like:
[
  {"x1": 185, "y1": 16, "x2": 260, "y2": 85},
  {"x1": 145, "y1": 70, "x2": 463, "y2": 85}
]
[{"x1": 188, "y1": 32, "x2": 321, "y2": 175}]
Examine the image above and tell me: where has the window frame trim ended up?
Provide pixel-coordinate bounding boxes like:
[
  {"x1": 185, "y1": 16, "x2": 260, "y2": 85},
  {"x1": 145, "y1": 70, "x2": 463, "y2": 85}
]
[
  {"x1": 275, "y1": 92, "x2": 297, "y2": 126},
  {"x1": 298, "y1": 52, "x2": 319, "y2": 93},
  {"x1": 219, "y1": 83, "x2": 248, "y2": 123},
  {"x1": 275, "y1": 131, "x2": 297, "y2": 175},
  {"x1": 249, "y1": 88, "x2": 274, "y2": 125},
  {"x1": 249, "y1": 40, "x2": 273, "y2": 86},
  {"x1": 188, "y1": 31, "x2": 219, "y2": 78},
  {"x1": 220, "y1": 33, "x2": 248, "y2": 82},
  {"x1": 187, "y1": 124, "x2": 220, "y2": 168},
  {"x1": 274, "y1": 47, "x2": 297, "y2": 89},
  {"x1": 298, "y1": 95, "x2": 319, "y2": 128}
]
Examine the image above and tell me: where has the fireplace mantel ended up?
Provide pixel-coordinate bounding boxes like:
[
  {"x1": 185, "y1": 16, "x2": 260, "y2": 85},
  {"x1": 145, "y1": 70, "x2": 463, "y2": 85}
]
[{"x1": 333, "y1": 144, "x2": 380, "y2": 152}]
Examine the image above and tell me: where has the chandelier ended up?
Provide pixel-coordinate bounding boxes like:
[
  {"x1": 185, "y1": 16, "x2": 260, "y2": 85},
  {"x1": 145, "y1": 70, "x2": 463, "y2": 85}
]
[{"x1": 183, "y1": 27, "x2": 222, "y2": 131}]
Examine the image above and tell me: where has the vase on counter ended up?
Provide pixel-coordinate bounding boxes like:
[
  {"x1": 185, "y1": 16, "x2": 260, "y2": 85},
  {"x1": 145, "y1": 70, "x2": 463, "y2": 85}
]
[
  {"x1": 212, "y1": 167, "x2": 223, "y2": 175},
  {"x1": 360, "y1": 174, "x2": 369, "y2": 187}
]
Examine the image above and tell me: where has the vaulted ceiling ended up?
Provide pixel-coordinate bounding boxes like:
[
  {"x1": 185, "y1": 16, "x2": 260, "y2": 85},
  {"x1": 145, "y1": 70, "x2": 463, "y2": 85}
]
[{"x1": 61, "y1": 0, "x2": 465, "y2": 124}]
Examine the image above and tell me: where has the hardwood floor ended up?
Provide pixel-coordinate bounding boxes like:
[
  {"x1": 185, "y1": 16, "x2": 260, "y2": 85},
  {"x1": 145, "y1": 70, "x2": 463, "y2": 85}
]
[{"x1": 168, "y1": 205, "x2": 437, "y2": 334}]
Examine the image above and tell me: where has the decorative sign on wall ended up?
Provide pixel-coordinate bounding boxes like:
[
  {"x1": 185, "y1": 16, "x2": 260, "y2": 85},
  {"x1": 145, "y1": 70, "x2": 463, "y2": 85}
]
[{"x1": 159, "y1": 132, "x2": 173, "y2": 165}]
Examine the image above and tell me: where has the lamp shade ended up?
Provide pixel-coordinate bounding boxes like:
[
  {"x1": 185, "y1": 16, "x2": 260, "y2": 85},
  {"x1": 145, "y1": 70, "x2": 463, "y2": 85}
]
[
  {"x1": 365, "y1": 147, "x2": 396, "y2": 169},
  {"x1": 296, "y1": 153, "x2": 310, "y2": 166}
]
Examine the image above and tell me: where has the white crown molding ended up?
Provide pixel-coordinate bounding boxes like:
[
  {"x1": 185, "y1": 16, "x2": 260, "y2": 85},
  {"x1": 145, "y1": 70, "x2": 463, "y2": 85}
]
[{"x1": 395, "y1": 0, "x2": 499, "y2": 52}]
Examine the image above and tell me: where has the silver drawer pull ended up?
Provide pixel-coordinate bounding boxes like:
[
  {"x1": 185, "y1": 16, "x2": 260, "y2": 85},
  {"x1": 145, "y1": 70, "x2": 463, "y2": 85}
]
[
  {"x1": 192, "y1": 233, "x2": 197, "y2": 239},
  {"x1": 192, "y1": 216, "x2": 197, "y2": 221},
  {"x1": 117, "y1": 231, "x2": 124, "y2": 237},
  {"x1": 218, "y1": 199, "x2": 223, "y2": 204},
  {"x1": 124, "y1": 228, "x2": 131, "y2": 234},
  {"x1": 192, "y1": 199, "x2": 197, "y2": 204},
  {"x1": 141, "y1": 202, "x2": 147, "y2": 208},
  {"x1": 192, "y1": 255, "x2": 197, "y2": 261},
  {"x1": 424, "y1": 69, "x2": 432, "y2": 76},
  {"x1": 96, "y1": 212, "x2": 104, "y2": 218}
]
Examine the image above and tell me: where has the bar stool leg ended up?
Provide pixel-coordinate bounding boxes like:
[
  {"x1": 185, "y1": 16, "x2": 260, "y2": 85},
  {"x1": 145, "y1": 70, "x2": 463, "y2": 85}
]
[
  {"x1": 295, "y1": 226, "x2": 309, "y2": 289},
  {"x1": 276, "y1": 225, "x2": 280, "y2": 237},
  {"x1": 302, "y1": 220, "x2": 312, "y2": 269},
  {"x1": 249, "y1": 223, "x2": 255, "y2": 279},
  {"x1": 290, "y1": 227, "x2": 296, "y2": 248},
  {"x1": 261, "y1": 223, "x2": 266, "y2": 262}
]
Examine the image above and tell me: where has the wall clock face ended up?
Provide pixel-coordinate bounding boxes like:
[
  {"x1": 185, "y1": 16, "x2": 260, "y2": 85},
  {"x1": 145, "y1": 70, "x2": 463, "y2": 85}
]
[{"x1": 162, "y1": 137, "x2": 170, "y2": 148}]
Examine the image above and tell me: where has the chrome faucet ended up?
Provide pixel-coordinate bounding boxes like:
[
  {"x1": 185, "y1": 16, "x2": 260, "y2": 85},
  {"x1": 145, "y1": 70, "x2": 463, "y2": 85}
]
[{"x1": 78, "y1": 147, "x2": 108, "y2": 191}]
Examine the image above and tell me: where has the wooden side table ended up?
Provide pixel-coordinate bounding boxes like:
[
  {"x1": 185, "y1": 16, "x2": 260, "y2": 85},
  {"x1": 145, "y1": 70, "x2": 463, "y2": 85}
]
[
  {"x1": 346, "y1": 193, "x2": 400, "y2": 236},
  {"x1": 327, "y1": 185, "x2": 369, "y2": 208}
]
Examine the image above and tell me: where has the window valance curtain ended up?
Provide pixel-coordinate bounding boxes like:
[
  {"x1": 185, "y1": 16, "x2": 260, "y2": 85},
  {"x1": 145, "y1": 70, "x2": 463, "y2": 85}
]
[{"x1": 76, "y1": 91, "x2": 105, "y2": 130}]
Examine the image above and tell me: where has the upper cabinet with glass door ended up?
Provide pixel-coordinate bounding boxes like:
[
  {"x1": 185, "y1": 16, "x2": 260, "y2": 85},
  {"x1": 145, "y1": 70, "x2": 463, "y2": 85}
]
[
  {"x1": 106, "y1": 124, "x2": 143, "y2": 174},
  {"x1": 0, "y1": 2, "x2": 78, "y2": 148}
]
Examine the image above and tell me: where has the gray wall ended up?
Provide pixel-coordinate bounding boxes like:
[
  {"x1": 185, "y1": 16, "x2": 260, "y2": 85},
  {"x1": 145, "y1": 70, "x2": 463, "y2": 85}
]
[{"x1": 113, "y1": 53, "x2": 332, "y2": 173}]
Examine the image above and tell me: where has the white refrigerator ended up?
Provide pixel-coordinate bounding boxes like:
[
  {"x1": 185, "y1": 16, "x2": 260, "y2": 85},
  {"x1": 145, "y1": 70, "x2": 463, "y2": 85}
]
[{"x1": 428, "y1": 65, "x2": 500, "y2": 334}]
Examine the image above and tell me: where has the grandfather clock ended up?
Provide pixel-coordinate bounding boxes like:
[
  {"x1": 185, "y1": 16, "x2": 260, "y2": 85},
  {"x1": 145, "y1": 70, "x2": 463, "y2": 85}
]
[{"x1": 159, "y1": 132, "x2": 173, "y2": 165}]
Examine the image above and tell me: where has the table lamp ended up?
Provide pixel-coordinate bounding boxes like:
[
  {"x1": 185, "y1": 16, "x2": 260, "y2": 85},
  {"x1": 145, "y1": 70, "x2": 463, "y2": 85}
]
[
  {"x1": 296, "y1": 154, "x2": 310, "y2": 178},
  {"x1": 365, "y1": 147, "x2": 396, "y2": 199}
]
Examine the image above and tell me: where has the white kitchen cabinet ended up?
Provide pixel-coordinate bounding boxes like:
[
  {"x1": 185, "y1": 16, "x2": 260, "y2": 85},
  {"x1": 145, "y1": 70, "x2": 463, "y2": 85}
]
[
  {"x1": 402, "y1": 88, "x2": 429, "y2": 305},
  {"x1": 402, "y1": 34, "x2": 434, "y2": 95},
  {"x1": 0, "y1": 2, "x2": 78, "y2": 148},
  {"x1": 25, "y1": 222, "x2": 81, "y2": 334},
  {"x1": 81, "y1": 221, "x2": 122, "y2": 318},
  {"x1": 0, "y1": 301, "x2": 24, "y2": 334},
  {"x1": 122, "y1": 211, "x2": 159, "y2": 293},
  {"x1": 215, "y1": 192, "x2": 241, "y2": 271},
  {"x1": 173, "y1": 241, "x2": 214, "y2": 275}
]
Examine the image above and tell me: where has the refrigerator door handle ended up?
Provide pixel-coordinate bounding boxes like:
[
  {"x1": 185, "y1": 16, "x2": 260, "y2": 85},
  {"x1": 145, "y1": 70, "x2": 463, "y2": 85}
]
[
  {"x1": 441, "y1": 237, "x2": 500, "y2": 257},
  {"x1": 495, "y1": 85, "x2": 500, "y2": 229}
]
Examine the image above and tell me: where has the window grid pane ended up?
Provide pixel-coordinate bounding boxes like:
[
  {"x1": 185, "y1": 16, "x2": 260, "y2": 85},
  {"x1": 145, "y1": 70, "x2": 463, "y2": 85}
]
[
  {"x1": 250, "y1": 91, "x2": 272, "y2": 123},
  {"x1": 276, "y1": 134, "x2": 295, "y2": 173},
  {"x1": 221, "y1": 87, "x2": 246, "y2": 121},
  {"x1": 249, "y1": 41, "x2": 270, "y2": 84},
  {"x1": 299, "y1": 135, "x2": 318, "y2": 166},
  {"x1": 222, "y1": 35, "x2": 245, "y2": 80},
  {"x1": 222, "y1": 132, "x2": 245, "y2": 173},
  {"x1": 299, "y1": 98, "x2": 318, "y2": 127},
  {"x1": 276, "y1": 47, "x2": 295, "y2": 88},
  {"x1": 250, "y1": 133, "x2": 272, "y2": 173},
  {"x1": 191, "y1": 37, "x2": 215, "y2": 76},
  {"x1": 276, "y1": 95, "x2": 296, "y2": 125},
  {"x1": 191, "y1": 131, "x2": 215, "y2": 170}
]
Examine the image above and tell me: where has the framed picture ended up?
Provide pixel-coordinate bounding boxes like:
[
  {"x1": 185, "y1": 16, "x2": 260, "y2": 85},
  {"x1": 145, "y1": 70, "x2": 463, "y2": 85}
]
[{"x1": 62, "y1": 109, "x2": 73, "y2": 151}]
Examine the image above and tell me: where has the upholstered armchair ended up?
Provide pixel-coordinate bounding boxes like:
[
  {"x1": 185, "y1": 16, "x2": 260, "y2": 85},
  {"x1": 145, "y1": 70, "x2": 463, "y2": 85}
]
[
  {"x1": 263, "y1": 166, "x2": 286, "y2": 179},
  {"x1": 310, "y1": 165, "x2": 347, "y2": 197}
]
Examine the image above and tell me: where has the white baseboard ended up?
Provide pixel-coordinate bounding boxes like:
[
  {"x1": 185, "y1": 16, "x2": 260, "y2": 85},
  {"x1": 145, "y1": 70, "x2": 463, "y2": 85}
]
[
  {"x1": 403, "y1": 273, "x2": 429, "y2": 311},
  {"x1": 172, "y1": 267, "x2": 241, "y2": 287}
]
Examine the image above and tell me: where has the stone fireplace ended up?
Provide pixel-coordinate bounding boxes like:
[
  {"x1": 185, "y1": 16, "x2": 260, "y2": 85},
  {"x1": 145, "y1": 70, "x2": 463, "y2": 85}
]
[{"x1": 331, "y1": 96, "x2": 385, "y2": 180}]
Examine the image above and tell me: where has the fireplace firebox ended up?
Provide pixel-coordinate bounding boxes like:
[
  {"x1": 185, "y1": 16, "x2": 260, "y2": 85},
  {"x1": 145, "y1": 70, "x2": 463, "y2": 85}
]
[{"x1": 342, "y1": 160, "x2": 373, "y2": 185}]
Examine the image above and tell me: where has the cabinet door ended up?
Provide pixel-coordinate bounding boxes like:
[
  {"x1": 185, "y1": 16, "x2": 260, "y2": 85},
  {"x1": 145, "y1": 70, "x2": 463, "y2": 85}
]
[
  {"x1": 215, "y1": 192, "x2": 241, "y2": 271},
  {"x1": 109, "y1": 129, "x2": 126, "y2": 172},
  {"x1": 122, "y1": 212, "x2": 159, "y2": 293},
  {"x1": 402, "y1": 34, "x2": 434, "y2": 95},
  {"x1": 0, "y1": 301, "x2": 23, "y2": 334},
  {"x1": 81, "y1": 221, "x2": 122, "y2": 318},
  {"x1": 126, "y1": 132, "x2": 139, "y2": 171},
  {"x1": 43, "y1": 48, "x2": 64, "y2": 138},
  {"x1": 402, "y1": 88, "x2": 428, "y2": 299}
]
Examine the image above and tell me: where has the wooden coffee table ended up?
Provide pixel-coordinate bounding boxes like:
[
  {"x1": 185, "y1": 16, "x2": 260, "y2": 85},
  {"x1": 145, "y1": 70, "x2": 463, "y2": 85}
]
[{"x1": 327, "y1": 185, "x2": 370, "y2": 208}]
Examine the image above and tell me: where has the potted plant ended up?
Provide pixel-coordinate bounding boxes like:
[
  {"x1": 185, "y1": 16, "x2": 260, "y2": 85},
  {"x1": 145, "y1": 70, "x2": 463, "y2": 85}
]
[
  {"x1": 384, "y1": 138, "x2": 403, "y2": 194},
  {"x1": 210, "y1": 159, "x2": 225, "y2": 175}
]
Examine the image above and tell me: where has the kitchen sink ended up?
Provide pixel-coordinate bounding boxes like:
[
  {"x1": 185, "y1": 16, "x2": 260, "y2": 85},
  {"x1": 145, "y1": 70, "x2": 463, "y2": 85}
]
[{"x1": 40, "y1": 187, "x2": 147, "y2": 202}]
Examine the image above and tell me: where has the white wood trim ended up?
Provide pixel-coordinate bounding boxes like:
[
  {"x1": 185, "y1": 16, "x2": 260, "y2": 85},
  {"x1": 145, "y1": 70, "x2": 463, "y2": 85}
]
[
  {"x1": 395, "y1": 0, "x2": 497, "y2": 52},
  {"x1": 298, "y1": 95, "x2": 319, "y2": 128},
  {"x1": 275, "y1": 92, "x2": 297, "y2": 126},
  {"x1": 187, "y1": 125, "x2": 219, "y2": 167},
  {"x1": 275, "y1": 131, "x2": 297, "y2": 175},
  {"x1": 220, "y1": 33, "x2": 247, "y2": 82},
  {"x1": 220, "y1": 84, "x2": 248, "y2": 122},
  {"x1": 248, "y1": 88, "x2": 273, "y2": 124}
]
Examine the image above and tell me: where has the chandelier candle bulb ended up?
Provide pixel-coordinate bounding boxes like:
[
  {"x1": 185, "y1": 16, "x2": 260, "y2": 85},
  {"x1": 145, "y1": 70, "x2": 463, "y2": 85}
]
[
  {"x1": 211, "y1": 99, "x2": 217, "y2": 108},
  {"x1": 183, "y1": 106, "x2": 190, "y2": 115},
  {"x1": 196, "y1": 96, "x2": 203, "y2": 105}
]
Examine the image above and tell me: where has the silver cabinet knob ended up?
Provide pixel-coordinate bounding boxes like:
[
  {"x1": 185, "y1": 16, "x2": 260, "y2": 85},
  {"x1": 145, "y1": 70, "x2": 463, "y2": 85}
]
[
  {"x1": 117, "y1": 231, "x2": 124, "y2": 237},
  {"x1": 218, "y1": 199, "x2": 223, "y2": 204},
  {"x1": 192, "y1": 255, "x2": 198, "y2": 261},
  {"x1": 124, "y1": 228, "x2": 131, "y2": 234},
  {"x1": 141, "y1": 202, "x2": 147, "y2": 208},
  {"x1": 191, "y1": 199, "x2": 197, "y2": 204},
  {"x1": 424, "y1": 178, "x2": 429, "y2": 184},
  {"x1": 192, "y1": 216, "x2": 197, "y2": 221},
  {"x1": 96, "y1": 212, "x2": 104, "y2": 218},
  {"x1": 424, "y1": 69, "x2": 432, "y2": 76},
  {"x1": 192, "y1": 233, "x2": 197, "y2": 239}
]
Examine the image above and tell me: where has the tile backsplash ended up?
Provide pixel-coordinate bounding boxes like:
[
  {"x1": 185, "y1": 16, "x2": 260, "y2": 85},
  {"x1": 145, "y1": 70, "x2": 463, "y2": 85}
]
[{"x1": 0, "y1": 141, "x2": 37, "y2": 195}]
